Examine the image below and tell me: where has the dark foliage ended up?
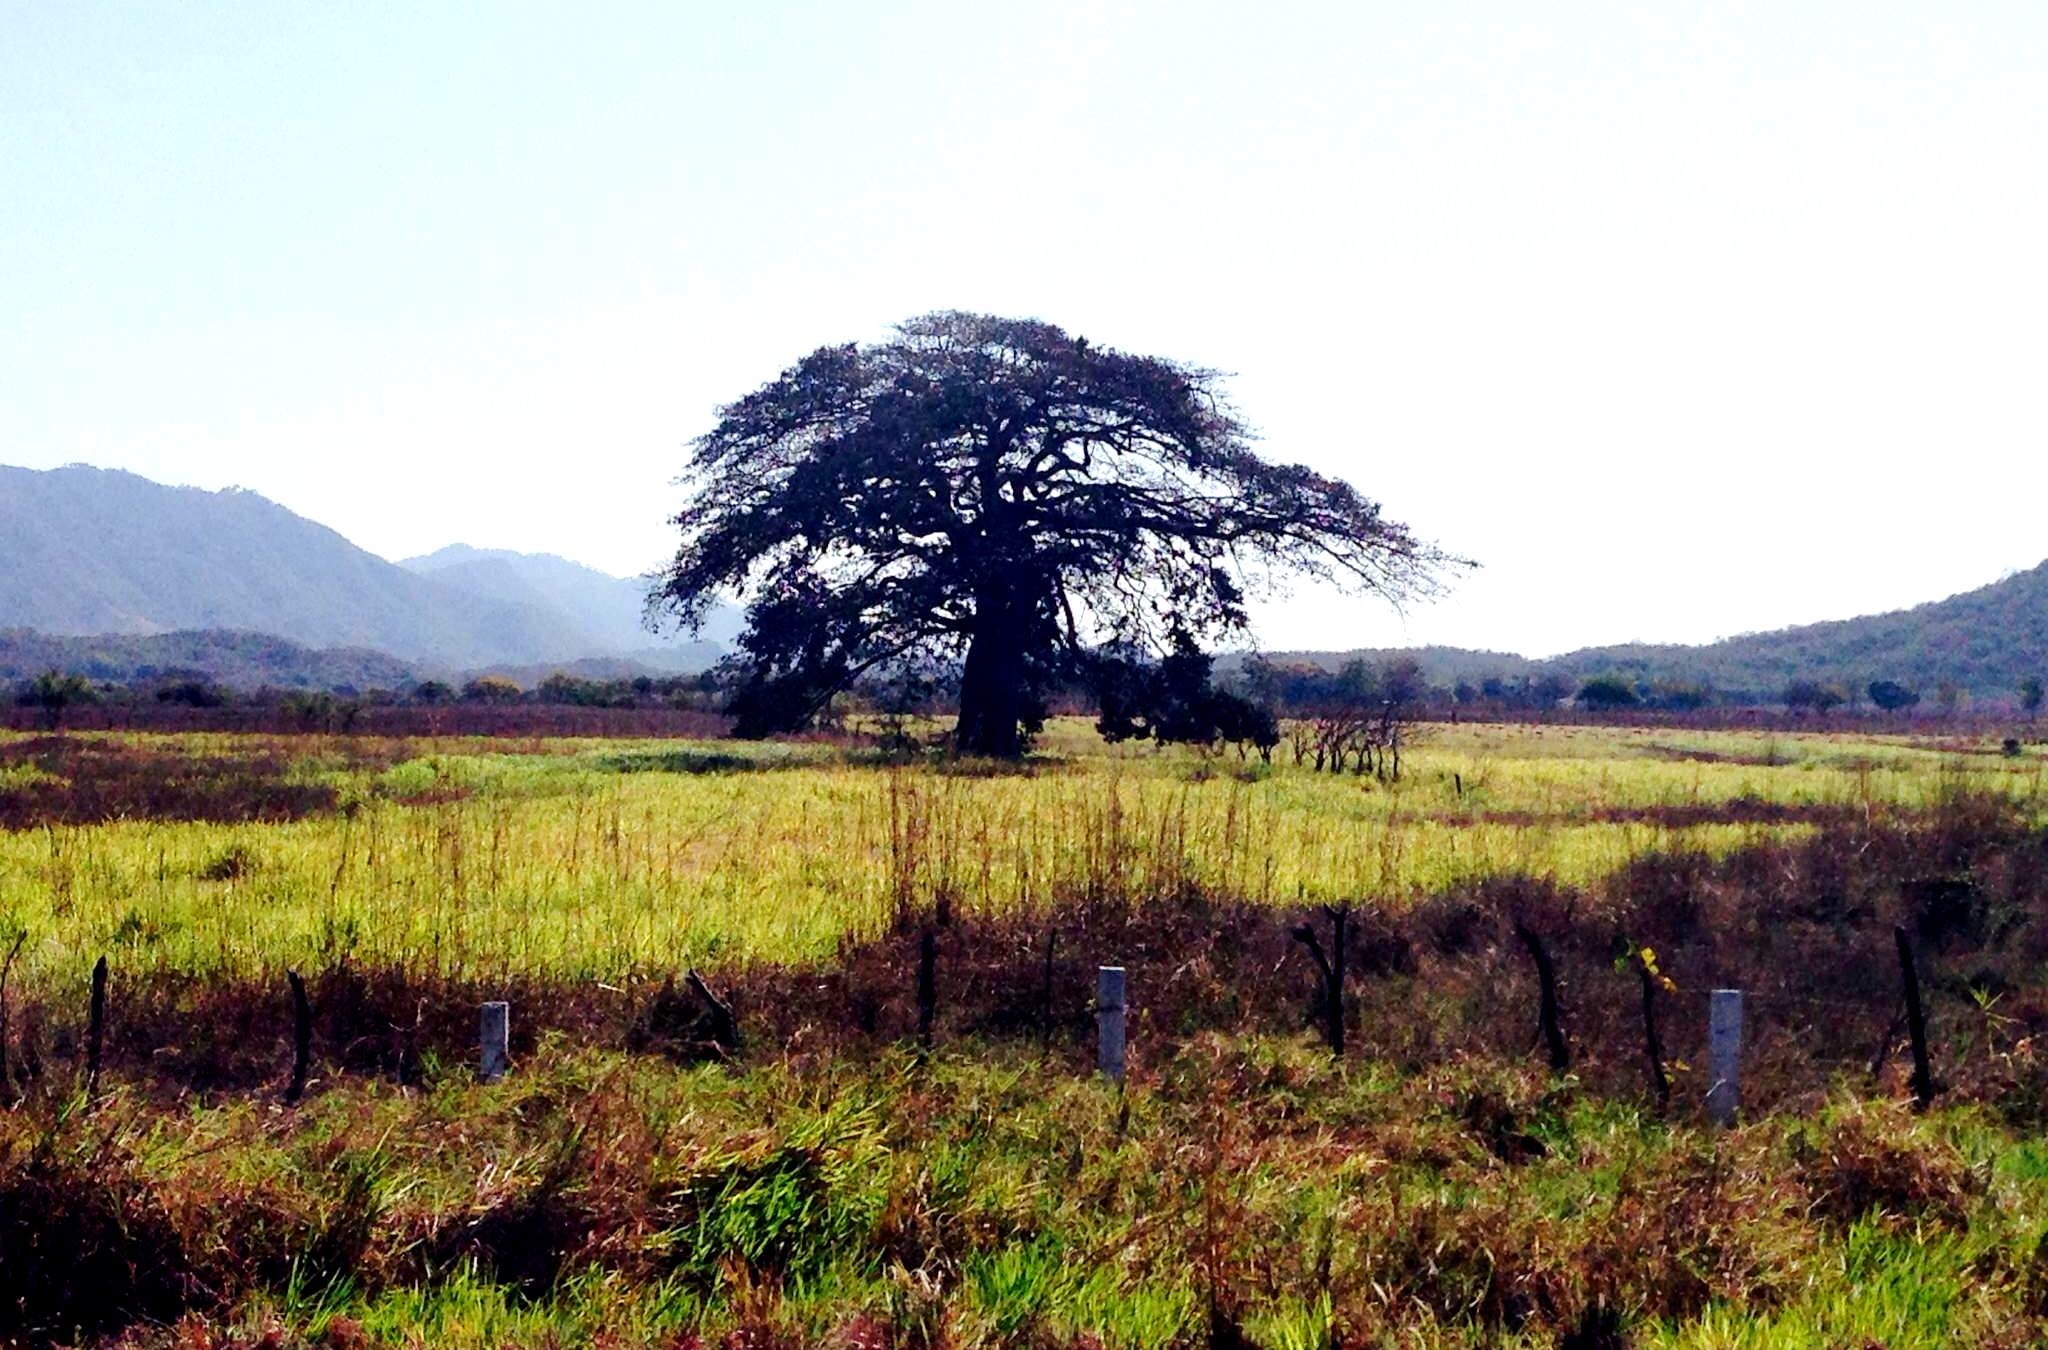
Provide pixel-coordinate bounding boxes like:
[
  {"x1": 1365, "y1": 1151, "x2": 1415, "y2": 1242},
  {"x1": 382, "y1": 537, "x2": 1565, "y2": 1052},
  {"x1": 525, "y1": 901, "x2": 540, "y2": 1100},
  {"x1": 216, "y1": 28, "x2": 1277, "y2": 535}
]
[
  {"x1": 0, "y1": 1148, "x2": 194, "y2": 1343},
  {"x1": 1576, "y1": 675, "x2": 1639, "y2": 710},
  {"x1": 1089, "y1": 642, "x2": 1280, "y2": 757},
  {"x1": 1784, "y1": 679, "x2": 1845, "y2": 713}
]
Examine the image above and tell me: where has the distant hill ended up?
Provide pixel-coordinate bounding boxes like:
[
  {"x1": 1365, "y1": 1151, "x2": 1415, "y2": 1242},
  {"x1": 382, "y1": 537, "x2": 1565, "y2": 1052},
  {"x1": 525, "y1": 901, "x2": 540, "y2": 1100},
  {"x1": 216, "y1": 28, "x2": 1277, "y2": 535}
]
[
  {"x1": 0, "y1": 628, "x2": 414, "y2": 690},
  {"x1": 0, "y1": 465, "x2": 732, "y2": 672},
  {"x1": 1260, "y1": 562, "x2": 2048, "y2": 702},
  {"x1": 398, "y1": 544, "x2": 738, "y2": 670},
  {"x1": 0, "y1": 465, "x2": 595, "y2": 667},
  {"x1": 1543, "y1": 561, "x2": 2048, "y2": 700}
]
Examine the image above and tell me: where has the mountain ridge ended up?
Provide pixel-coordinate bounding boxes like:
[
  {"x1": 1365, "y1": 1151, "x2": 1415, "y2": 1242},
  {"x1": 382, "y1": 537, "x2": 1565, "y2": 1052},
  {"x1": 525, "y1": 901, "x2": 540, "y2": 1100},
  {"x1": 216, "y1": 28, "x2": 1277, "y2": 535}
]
[
  {"x1": 1249, "y1": 559, "x2": 2048, "y2": 700},
  {"x1": 0, "y1": 464, "x2": 730, "y2": 672}
]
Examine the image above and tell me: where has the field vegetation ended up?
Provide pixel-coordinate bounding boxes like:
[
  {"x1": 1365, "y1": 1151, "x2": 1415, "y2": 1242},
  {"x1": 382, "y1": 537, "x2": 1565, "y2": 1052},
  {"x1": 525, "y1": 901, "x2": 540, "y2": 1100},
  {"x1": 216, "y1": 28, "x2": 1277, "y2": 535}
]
[{"x1": 2, "y1": 719, "x2": 2047, "y2": 1346}]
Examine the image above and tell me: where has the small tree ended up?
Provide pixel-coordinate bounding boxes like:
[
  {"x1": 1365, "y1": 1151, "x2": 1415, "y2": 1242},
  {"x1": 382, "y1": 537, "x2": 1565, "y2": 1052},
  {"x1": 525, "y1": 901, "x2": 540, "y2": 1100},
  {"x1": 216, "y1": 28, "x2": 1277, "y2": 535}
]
[
  {"x1": 1868, "y1": 679, "x2": 1920, "y2": 712},
  {"x1": 2021, "y1": 676, "x2": 2044, "y2": 720},
  {"x1": 16, "y1": 670, "x2": 95, "y2": 730}
]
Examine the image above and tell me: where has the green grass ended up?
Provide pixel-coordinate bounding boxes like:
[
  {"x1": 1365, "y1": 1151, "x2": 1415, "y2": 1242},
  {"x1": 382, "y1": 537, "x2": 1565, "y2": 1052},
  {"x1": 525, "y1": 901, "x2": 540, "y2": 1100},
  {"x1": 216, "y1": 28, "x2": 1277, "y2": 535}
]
[
  {"x1": 1, "y1": 720, "x2": 2041, "y2": 989},
  {"x1": 19, "y1": 1039, "x2": 2048, "y2": 1348}
]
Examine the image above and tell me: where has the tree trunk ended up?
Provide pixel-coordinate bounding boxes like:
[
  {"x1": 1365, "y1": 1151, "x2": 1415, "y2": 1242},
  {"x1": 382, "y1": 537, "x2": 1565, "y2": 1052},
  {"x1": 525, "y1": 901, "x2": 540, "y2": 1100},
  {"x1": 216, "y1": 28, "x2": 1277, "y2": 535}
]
[{"x1": 955, "y1": 610, "x2": 1027, "y2": 758}]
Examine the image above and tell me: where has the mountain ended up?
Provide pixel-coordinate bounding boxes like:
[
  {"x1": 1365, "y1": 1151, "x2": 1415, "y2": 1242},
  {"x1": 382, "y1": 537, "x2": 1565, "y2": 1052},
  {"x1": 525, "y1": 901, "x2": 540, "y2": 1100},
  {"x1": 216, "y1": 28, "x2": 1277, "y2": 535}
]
[
  {"x1": 1260, "y1": 562, "x2": 2048, "y2": 702},
  {"x1": 0, "y1": 464, "x2": 597, "y2": 668},
  {"x1": 0, "y1": 464, "x2": 733, "y2": 673},
  {"x1": 397, "y1": 544, "x2": 738, "y2": 669},
  {"x1": 0, "y1": 628, "x2": 414, "y2": 690},
  {"x1": 1543, "y1": 561, "x2": 2048, "y2": 699}
]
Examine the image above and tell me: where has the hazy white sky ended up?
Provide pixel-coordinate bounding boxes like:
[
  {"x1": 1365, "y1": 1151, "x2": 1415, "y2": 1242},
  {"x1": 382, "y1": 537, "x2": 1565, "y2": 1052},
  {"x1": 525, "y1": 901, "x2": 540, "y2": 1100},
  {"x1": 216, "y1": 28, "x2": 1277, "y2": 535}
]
[{"x1": 4, "y1": 2, "x2": 2044, "y2": 656}]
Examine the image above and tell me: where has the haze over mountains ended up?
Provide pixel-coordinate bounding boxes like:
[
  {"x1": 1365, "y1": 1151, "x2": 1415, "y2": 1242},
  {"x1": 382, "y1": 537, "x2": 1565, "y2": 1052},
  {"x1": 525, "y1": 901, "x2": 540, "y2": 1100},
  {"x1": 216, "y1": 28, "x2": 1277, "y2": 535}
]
[
  {"x1": 1, "y1": 462, "x2": 2042, "y2": 700},
  {"x1": 0, "y1": 464, "x2": 731, "y2": 680}
]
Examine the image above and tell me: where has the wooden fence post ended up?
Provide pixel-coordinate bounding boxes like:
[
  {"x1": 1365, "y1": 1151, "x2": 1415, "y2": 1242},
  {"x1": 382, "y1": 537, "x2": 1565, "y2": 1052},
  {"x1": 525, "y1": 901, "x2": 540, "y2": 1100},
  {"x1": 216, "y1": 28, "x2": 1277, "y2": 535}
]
[
  {"x1": 1637, "y1": 959, "x2": 1669, "y2": 1113},
  {"x1": 285, "y1": 969, "x2": 313, "y2": 1104},
  {"x1": 916, "y1": 928, "x2": 938, "y2": 1050},
  {"x1": 86, "y1": 954, "x2": 107, "y2": 1103},
  {"x1": 1097, "y1": 966, "x2": 1126, "y2": 1082},
  {"x1": 683, "y1": 969, "x2": 739, "y2": 1055},
  {"x1": 1289, "y1": 905, "x2": 1350, "y2": 1057},
  {"x1": 479, "y1": 1000, "x2": 510, "y2": 1083},
  {"x1": 1894, "y1": 925, "x2": 1936, "y2": 1110},
  {"x1": 1707, "y1": 989, "x2": 1742, "y2": 1126},
  {"x1": 1039, "y1": 928, "x2": 1058, "y2": 1054},
  {"x1": 0, "y1": 930, "x2": 23, "y2": 1105},
  {"x1": 1513, "y1": 923, "x2": 1569, "y2": 1071}
]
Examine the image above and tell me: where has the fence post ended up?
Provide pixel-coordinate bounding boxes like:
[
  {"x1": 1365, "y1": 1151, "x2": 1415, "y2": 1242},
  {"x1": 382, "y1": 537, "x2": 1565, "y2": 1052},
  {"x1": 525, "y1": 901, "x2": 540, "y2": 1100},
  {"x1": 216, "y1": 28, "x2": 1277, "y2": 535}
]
[
  {"x1": 1894, "y1": 925, "x2": 1936, "y2": 1110},
  {"x1": 1096, "y1": 966, "x2": 1126, "y2": 1082},
  {"x1": 1039, "y1": 928, "x2": 1058, "y2": 1054},
  {"x1": 1707, "y1": 989, "x2": 1742, "y2": 1126},
  {"x1": 1513, "y1": 923, "x2": 1569, "y2": 1072},
  {"x1": 285, "y1": 969, "x2": 313, "y2": 1104},
  {"x1": 916, "y1": 928, "x2": 938, "y2": 1051},
  {"x1": 479, "y1": 1000, "x2": 510, "y2": 1083},
  {"x1": 0, "y1": 930, "x2": 23, "y2": 1105},
  {"x1": 86, "y1": 954, "x2": 108, "y2": 1103},
  {"x1": 1637, "y1": 959, "x2": 1669, "y2": 1113},
  {"x1": 1289, "y1": 906, "x2": 1349, "y2": 1058}
]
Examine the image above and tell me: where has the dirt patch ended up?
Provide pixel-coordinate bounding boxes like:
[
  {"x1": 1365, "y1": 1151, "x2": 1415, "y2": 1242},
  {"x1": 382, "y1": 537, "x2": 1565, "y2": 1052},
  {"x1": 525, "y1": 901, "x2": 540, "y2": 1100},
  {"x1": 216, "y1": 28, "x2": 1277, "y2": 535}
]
[{"x1": 0, "y1": 735, "x2": 406, "y2": 829}]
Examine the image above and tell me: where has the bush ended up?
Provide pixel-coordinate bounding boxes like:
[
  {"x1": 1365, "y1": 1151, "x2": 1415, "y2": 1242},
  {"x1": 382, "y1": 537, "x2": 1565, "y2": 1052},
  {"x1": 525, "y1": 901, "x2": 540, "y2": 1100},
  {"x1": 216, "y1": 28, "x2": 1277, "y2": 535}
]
[
  {"x1": 1575, "y1": 676, "x2": 1638, "y2": 710},
  {"x1": 1869, "y1": 679, "x2": 1920, "y2": 712},
  {"x1": 1784, "y1": 679, "x2": 1845, "y2": 713},
  {"x1": 154, "y1": 679, "x2": 229, "y2": 709},
  {"x1": 460, "y1": 675, "x2": 521, "y2": 703}
]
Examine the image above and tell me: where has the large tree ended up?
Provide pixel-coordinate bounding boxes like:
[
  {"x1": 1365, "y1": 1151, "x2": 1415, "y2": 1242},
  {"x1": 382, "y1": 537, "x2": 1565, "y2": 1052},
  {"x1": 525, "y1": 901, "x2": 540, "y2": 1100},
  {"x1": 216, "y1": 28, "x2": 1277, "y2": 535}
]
[{"x1": 653, "y1": 312, "x2": 1462, "y2": 757}]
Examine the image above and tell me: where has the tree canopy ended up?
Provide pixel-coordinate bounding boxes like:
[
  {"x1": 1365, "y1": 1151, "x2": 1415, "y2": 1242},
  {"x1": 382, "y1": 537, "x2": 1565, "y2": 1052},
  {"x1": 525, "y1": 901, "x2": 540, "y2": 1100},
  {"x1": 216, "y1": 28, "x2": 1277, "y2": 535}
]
[{"x1": 653, "y1": 312, "x2": 1463, "y2": 756}]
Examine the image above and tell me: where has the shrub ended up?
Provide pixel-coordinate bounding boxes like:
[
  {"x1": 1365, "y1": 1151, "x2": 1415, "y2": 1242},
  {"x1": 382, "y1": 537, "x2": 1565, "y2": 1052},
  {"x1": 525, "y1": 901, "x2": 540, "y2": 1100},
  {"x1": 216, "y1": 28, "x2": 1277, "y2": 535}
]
[
  {"x1": 460, "y1": 675, "x2": 521, "y2": 704},
  {"x1": 1784, "y1": 679, "x2": 1845, "y2": 713},
  {"x1": 1575, "y1": 676, "x2": 1638, "y2": 710}
]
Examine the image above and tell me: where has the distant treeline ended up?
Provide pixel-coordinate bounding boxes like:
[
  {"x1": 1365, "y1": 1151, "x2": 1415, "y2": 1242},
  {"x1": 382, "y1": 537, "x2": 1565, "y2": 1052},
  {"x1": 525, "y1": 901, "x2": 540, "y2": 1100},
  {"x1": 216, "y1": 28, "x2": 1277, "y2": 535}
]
[
  {"x1": 8, "y1": 650, "x2": 2041, "y2": 741},
  {"x1": 4, "y1": 667, "x2": 730, "y2": 737}
]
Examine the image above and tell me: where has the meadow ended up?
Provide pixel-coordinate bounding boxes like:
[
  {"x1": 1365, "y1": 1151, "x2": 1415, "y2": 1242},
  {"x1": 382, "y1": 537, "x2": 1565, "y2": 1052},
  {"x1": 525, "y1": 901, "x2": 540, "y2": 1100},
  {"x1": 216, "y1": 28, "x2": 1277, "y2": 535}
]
[
  {"x1": 3, "y1": 718, "x2": 2048, "y2": 1349},
  {"x1": 1, "y1": 720, "x2": 2038, "y2": 988}
]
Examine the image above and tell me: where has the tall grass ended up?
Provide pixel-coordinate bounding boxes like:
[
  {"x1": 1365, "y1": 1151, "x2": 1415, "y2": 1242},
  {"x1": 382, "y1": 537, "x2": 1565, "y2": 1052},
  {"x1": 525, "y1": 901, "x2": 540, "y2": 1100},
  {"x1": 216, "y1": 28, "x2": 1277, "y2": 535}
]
[{"x1": 1, "y1": 722, "x2": 2040, "y2": 990}]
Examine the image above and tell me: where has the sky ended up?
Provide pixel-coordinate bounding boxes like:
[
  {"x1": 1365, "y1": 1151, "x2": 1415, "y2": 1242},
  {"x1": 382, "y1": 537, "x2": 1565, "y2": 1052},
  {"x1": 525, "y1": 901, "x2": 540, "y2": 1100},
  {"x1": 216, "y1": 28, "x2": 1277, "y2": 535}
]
[{"x1": 4, "y1": 2, "x2": 2045, "y2": 657}]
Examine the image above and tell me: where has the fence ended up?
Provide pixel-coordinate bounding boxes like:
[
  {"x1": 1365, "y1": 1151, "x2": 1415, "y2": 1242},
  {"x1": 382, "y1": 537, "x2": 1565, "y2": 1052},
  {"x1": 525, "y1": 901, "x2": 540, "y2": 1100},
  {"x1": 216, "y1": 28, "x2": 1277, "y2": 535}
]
[{"x1": 14, "y1": 907, "x2": 1968, "y2": 1130}]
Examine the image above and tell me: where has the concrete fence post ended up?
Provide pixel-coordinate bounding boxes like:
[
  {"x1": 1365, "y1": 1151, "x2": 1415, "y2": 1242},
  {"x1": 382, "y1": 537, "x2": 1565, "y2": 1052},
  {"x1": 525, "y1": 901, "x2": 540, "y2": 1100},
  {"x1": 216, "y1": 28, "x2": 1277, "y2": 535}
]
[
  {"x1": 1096, "y1": 966, "x2": 1126, "y2": 1083},
  {"x1": 1707, "y1": 989, "x2": 1742, "y2": 1126},
  {"x1": 479, "y1": 1000, "x2": 510, "y2": 1083}
]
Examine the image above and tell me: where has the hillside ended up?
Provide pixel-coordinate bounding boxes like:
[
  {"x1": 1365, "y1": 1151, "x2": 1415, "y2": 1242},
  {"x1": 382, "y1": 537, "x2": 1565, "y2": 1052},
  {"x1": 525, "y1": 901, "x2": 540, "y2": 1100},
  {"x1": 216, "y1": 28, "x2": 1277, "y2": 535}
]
[
  {"x1": 0, "y1": 465, "x2": 597, "y2": 667},
  {"x1": 1262, "y1": 561, "x2": 2048, "y2": 702},
  {"x1": 398, "y1": 544, "x2": 737, "y2": 669},
  {"x1": 1545, "y1": 561, "x2": 2048, "y2": 699},
  {"x1": 0, "y1": 628, "x2": 414, "y2": 690}
]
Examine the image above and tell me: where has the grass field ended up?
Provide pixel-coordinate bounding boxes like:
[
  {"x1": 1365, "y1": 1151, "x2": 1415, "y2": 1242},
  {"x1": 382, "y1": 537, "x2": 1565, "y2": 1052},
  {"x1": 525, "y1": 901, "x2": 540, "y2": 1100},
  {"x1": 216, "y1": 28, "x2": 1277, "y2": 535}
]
[
  {"x1": 2, "y1": 720, "x2": 2040, "y2": 988},
  {"x1": 3, "y1": 718, "x2": 2048, "y2": 1348}
]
